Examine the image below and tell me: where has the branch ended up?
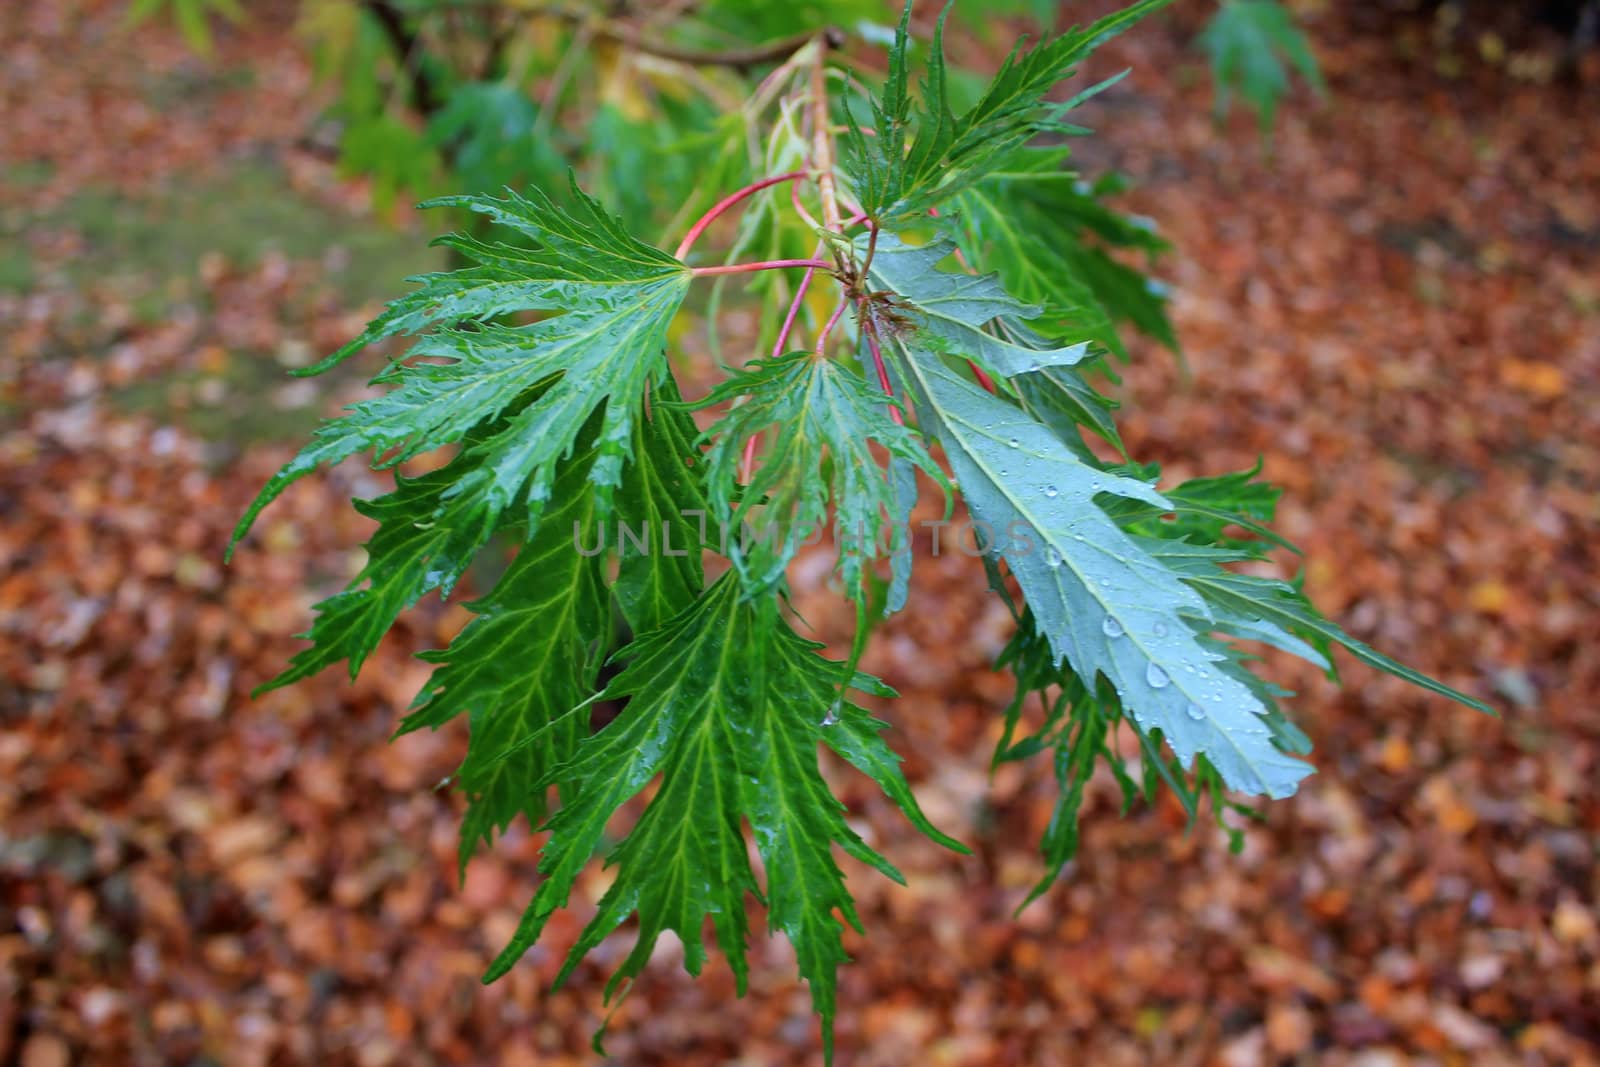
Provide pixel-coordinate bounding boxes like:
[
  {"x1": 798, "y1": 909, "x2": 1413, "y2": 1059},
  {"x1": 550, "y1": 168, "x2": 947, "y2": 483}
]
[
  {"x1": 674, "y1": 172, "x2": 806, "y2": 260},
  {"x1": 808, "y1": 44, "x2": 843, "y2": 234}
]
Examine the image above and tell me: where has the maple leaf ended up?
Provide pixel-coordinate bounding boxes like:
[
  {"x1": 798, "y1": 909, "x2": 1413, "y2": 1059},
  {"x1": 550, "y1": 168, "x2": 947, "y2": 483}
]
[
  {"x1": 397, "y1": 427, "x2": 612, "y2": 875},
  {"x1": 694, "y1": 350, "x2": 950, "y2": 601},
  {"x1": 859, "y1": 233, "x2": 1091, "y2": 378},
  {"x1": 947, "y1": 146, "x2": 1177, "y2": 358},
  {"x1": 612, "y1": 378, "x2": 711, "y2": 634},
  {"x1": 483, "y1": 574, "x2": 965, "y2": 1060},
  {"x1": 862, "y1": 235, "x2": 1488, "y2": 797},
  {"x1": 892, "y1": 337, "x2": 1316, "y2": 798},
  {"x1": 229, "y1": 180, "x2": 690, "y2": 682},
  {"x1": 845, "y1": 0, "x2": 1173, "y2": 221}
]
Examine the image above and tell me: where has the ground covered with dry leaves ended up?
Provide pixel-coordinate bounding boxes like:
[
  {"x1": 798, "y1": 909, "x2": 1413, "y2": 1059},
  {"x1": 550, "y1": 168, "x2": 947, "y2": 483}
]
[{"x1": 2, "y1": 2, "x2": 1597, "y2": 1065}]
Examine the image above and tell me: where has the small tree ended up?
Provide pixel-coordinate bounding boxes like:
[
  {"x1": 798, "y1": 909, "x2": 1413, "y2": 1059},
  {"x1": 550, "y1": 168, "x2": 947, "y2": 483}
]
[{"x1": 226, "y1": 1, "x2": 1488, "y2": 1058}]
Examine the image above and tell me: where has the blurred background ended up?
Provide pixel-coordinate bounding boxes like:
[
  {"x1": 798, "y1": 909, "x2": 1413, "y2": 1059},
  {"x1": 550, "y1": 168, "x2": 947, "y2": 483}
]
[{"x1": 2, "y1": 1, "x2": 1597, "y2": 1064}]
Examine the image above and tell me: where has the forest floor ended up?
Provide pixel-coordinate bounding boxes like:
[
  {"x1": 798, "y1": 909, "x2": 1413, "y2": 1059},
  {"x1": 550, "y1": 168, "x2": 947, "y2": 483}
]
[{"x1": 2, "y1": 2, "x2": 1597, "y2": 1065}]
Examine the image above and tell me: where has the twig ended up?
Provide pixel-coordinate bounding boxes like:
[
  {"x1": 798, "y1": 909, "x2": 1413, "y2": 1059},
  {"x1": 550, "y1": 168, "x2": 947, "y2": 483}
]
[
  {"x1": 674, "y1": 172, "x2": 807, "y2": 260},
  {"x1": 859, "y1": 313, "x2": 904, "y2": 425},
  {"x1": 773, "y1": 256, "x2": 821, "y2": 356},
  {"x1": 814, "y1": 298, "x2": 850, "y2": 358},
  {"x1": 690, "y1": 259, "x2": 835, "y2": 277},
  {"x1": 809, "y1": 43, "x2": 843, "y2": 235}
]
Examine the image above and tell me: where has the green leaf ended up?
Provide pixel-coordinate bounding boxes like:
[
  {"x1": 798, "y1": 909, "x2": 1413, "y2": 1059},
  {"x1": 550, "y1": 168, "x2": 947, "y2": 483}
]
[
  {"x1": 1146, "y1": 539, "x2": 1494, "y2": 714},
  {"x1": 1103, "y1": 460, "x2": 1298, "y2": 555},
  {"x1": 255, "y1": 438, "x2": 504, "y2": 692},
  {"x1": 694, "y1": 350, "x2": 949, "y2": 601},
  {"x1": 230, "y1": 180, "x2": 691, "y2": 565},
  {"x1": 484, "y1": 575, "x2": 963, "y2": 1061},
  {"x1": 846, "y1": 0, "x2": 1173, "y2": 220},
  {"x1": 995, "y1": 609, "x2": 1222, "y2": 901},
  {"x1": 1200, "y1": 0, "x2": 1326, "y2": 133},
  {"x1": 887, "y1": 335, "x2": 1313, "y2": 798},
  {"x1": 858, "y1": 232, "x2": 1090, "y2": 378},
  {"x1": 947, "y1": 149, "x2": 1177, "y2": 356},
  {"x1": 861, "y1": 243, "x2": 1312, "y2": 797},
  {"x1": 428, "y1": 82, "x2": 564, "y2": 197},
  {"x1": 613, "y1": 379, "x2": 710, "y2": 635},
  {"x1": 1015, "y1": 360, "x2": 1127, "y2": 461},
  {"x1": 398, "y1": 435, "x2": 613, "y2": 876}
]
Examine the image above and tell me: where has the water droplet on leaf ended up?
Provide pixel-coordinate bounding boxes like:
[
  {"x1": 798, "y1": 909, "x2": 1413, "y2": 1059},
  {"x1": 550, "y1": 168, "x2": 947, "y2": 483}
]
[
  {"x1": 1185, "y1": 703, "x2": 1204, "y2": 721},
  {"x1": 1152, "y1": 621, "x2": 1169, "y2": 638},
  {"x1": 1146, "y1": 664, "x2": 1170, "y2": 689},
  {"x1": 1102, "y1": 617, "x2": 1125, "y2": 638},
  {"x1": 1044, "y1": 485, "x2": 1059, "y2": 498}
]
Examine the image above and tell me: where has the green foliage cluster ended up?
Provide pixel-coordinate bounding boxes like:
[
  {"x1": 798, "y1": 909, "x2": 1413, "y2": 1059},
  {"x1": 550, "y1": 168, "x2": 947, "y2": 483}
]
[
  {"x1": 136, "y1": 1, "x2": 1321, "y2": 214},
  {"x1": 217, "y1": 0, "x2": 1480, "y2": 1059}
]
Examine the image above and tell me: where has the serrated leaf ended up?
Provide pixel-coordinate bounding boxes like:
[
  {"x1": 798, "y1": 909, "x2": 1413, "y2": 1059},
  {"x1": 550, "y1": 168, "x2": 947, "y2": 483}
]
[
  {"x1": 994, "y1": 609, "x2": 1216, "y2": 900},
  {"x1": 694, "y1": 350, "x2": 949, "y2": 601},
  {"x1": 231, "y1": 180, "x2": 690, "y2": 568},
  {"x1": 1015, "y1": 361, "x2": 1126, "y2": 461},
  {"x1": 1104, "y1": 461, "x2": 1297, "y2": 555},
  {"x1": 255, "y1": 439, "x2": 504, "y2": 692},
  {"x1": 846, "y1": 0, "x2": 1173, "y2": 219},
  {"x1": 613, "y1": 378, "x2": 709, "y2": 635},
  {"x1": 946, "y1": 146, "x2": 1176, "y2": 356},
  {"x1": 859, "y1": 232, "x2": 1090, "y2": 378},
  {"x1": 484, "y1": 575, "x2": 962, "y2": 1061},
  {"x1": 1146, "y1": 539, "x2": 1493, "y2": 714},
  {"x1": 870, "y1": 265, "x2": 1313, "y2": 797},
  {"x1": 398, "y1": 434, "x2": 612, "y2": 876}
]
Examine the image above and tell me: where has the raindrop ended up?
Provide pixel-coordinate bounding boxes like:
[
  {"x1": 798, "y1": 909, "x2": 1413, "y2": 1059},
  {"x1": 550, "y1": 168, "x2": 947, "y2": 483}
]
[
  {"x1": 1045, "y1": 547, "x2": 1063, "y2": 568},
  {"x1": 1152, "y1": 621, "x2": 1170, "y2": 638},
  {"x1": 1008, "y1": 437, "x2": 1020, "y2": 449},
  {"x1": 1044, "y1": 485, "x2": 1059, "y2": 498},
  {"x1": 1072, "y1": 533, "x2": 1085, "y2": 541},
  {"x1": 1102, "y1": 617, "x2": 1125, "y2": 638},
  {"x1": 1098, "y1": 577, "x2": 1110, "y2": 586},
  {"x1": 1185, "y1": 703, "x2": 1204, "y2": 721},
  {"x1": 820, "y1": 703, "x2": 840, "y2": 727},
  {"x1": 1146, "y1": 664, "x2": 1171, "y2": 689}
]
